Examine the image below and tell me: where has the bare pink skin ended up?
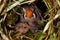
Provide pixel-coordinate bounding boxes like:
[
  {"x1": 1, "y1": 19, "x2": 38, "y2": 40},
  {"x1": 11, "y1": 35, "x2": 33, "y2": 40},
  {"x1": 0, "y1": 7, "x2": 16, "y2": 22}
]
[{"x1": 15, "y1": 23, "x2": 30, "y2": 33}]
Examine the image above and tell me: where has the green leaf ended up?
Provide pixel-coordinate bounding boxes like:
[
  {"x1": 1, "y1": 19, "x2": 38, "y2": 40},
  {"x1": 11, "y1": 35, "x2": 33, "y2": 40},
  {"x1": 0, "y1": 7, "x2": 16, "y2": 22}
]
[
  {"x1": 34, "y1": 32, "x2": 46, "y2": 40},
  {"x1": 48, "y1": 33, "x2": 57, "y2": 40}
]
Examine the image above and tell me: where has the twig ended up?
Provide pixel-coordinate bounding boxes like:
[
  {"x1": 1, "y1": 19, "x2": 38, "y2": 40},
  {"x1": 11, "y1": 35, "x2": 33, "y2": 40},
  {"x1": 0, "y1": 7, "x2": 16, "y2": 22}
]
[
  {"x1": 43, "y1": 19, "x2": 53, "y2": 33},
  {"x1": 0, "y1": 0, "x2": 7, "y2": 13},
  {"x1": 43, "y1": 10, "x2": 60, "y2": 33},
  {"x1": 56, "y1": 0, "x2": 60, "y2": 7},
  {"x1": 0, "y1": 14, "x2": 7, "y2": 23},
  {"x1": 0, "y1": 30, "x2": 10, "y2": 40},
  {"x1": 0, "y1": 0, "x2": 1, "y2": 2},
  {"x1": 6, "y1": 0, "x2": 35, "y2": 12},
  {"x1": 22, "y1": 35, "x2": 34, "y2": 40}
]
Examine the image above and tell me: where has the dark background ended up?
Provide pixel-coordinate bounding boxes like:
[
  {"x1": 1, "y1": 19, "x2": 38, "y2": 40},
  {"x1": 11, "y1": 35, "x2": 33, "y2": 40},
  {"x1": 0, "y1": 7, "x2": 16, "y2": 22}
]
[{"x1": 35, "y1": 0, "x2": 47, "y2": 13}]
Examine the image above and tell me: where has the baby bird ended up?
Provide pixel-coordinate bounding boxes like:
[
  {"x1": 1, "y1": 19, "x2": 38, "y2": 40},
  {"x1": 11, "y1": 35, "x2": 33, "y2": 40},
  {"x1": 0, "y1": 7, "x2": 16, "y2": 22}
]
[
  {"x1": 15, "y1": 4, "x2": 41, "y2": 33},
  {"x1": 15, "y1": 23, "x2": 30, "y2": 33}
]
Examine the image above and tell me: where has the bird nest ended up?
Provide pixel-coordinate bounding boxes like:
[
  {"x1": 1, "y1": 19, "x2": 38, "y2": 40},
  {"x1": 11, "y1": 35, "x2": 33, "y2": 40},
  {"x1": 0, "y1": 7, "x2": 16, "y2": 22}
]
[{"x1": 0, "y1": 0, "x2": 60, "y2": 40}]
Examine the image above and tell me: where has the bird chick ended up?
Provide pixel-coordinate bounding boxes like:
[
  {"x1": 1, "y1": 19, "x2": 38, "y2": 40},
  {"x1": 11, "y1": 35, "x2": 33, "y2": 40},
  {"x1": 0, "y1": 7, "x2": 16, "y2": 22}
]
[
  {"x1": 15, "y1": 23, "x2": 30, "y2": 33},
  {"x1": 21, "y1": 4, "x2": 41, "y2": 33},
  {"x1": 15, "y1": 4, "x2": 41, "y2": 33}
]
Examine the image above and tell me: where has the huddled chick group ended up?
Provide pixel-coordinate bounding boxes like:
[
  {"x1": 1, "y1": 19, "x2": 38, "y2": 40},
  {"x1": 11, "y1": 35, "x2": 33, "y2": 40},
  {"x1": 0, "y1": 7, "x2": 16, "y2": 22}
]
[{"x1": 15, "y1": 4, "x2": 41, "y2": 33}]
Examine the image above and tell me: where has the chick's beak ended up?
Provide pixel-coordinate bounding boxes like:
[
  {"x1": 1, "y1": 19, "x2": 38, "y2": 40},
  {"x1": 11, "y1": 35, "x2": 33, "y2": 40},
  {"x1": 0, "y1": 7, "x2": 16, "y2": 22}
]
[{"x1": 26, "y1": 9, "x2": 33, "y2": 18}]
